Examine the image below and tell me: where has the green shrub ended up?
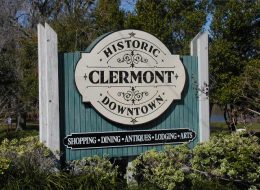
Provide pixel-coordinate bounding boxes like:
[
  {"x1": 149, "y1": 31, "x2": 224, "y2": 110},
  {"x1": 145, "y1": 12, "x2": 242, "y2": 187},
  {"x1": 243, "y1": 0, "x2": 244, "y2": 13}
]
[
  {"x1": 130, "y1": 133, "x2": 260, "y2": 190},
  {"x1": 187, "y1": 174, "x2": 238, "y2": 190},
  {"x1": 0, "y1": 136, "x2": 124, "y2": 189},
  {"x1": 1, "y1": 133, "x2": 259, "y2": 189},
  {"x1": 0, "y1": 136, "x2": 68, "y2": 190},
  {"x1": 69, "y1": 155, "x2": 123, "y2": 190},
  {"x1": 0, "y1": 157, "x2": 10, "y2": 175},
  {"x1": 131, "y1": 144, "x2": 191, "y2": 190},
  {"x1": 192, "y1": 133, "x2": 260, "y2": 189}
]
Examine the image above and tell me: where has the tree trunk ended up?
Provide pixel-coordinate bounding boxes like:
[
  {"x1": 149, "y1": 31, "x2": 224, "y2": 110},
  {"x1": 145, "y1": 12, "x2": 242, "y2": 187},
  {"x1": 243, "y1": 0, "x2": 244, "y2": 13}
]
[
  {"x1": 209, "y1": 103, "x2": 214, "y2": 117},
  {"x1": 224, "y1": 104, "x2": 237, "y2": 132},
  {"x1": 16, "y1": 112, "x2": 23, "y2": 131},
  {"x1": 15, "y1": 111, "x2": 27, "y2": 131}
]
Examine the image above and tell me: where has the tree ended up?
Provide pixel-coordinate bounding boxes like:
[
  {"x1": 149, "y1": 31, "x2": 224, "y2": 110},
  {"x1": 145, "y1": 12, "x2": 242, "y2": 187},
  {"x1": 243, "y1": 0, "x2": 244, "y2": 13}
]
[
  {"x1": 0, "y1": 0, "x2": 126, "y2": 130},
  {"x1": 51, "y1": 1, "x2": 94, "y2": 52},
  {"x1": 209, "y1": 0, "x2": 259, "y2": 131},
  {"x1": 125, "y1": 0, "x2": 208, "y2": 54},
  {"x1": 0, "y1": 0, "x2": 63, "y2": 129},
  {"x1": 0, "y1": 0, "x2": 25, "y2": 128},
  {"x1": 93, "y1": 0, "x2": 125, "y2": 35},
  {"x1": 52, "y1": 0, "x2": 125, "y2": 52},
  {"x1": 0, "y1": 45, "x2": 19, "y2": 120}
]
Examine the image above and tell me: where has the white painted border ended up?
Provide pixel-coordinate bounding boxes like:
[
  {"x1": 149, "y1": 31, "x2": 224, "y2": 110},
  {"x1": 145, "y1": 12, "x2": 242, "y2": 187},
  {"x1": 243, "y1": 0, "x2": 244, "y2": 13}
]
[
  {"x1": 191, "y1": 32, "x2": 210, "y2": 142},
  {"x1": 37, "y1": 23, "x2": 60, "y2": 154}
]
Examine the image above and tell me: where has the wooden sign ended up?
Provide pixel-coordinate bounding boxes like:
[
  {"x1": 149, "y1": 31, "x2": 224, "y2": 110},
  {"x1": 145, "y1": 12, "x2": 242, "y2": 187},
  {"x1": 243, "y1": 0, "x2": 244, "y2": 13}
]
[
  {"x1": 37, "y1": 23, "x2": 209, "y2": 161},
  {"x1": 75, "y1": 30, "x2": 186, "y2": 125}
]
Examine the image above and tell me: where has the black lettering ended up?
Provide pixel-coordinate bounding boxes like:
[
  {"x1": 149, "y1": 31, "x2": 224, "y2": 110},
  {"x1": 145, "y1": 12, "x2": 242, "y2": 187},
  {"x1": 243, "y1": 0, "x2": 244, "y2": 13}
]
[
  {"x1": 101, "y1": 96, "x2": 110, "y2": 105},
  {"x1": 103, "y1": 47, "x2": 113, "y2": 58},
  {"x1": 143, "y1": 71, "x2": 154, "y2": 83},
  {"x1": 112, "y1": 44, "x2": 117, "y2": 52},
  {"x1": 130, "y1": 71, "x2": 142, "y2": 83},
  {"x1": 118, "y1": 105, "x2": 126, "y2": 114},
  {"x1": 100, "y1": 71, "x2": 108, "y2": 83},
  {"x1": 89, "y1": 71, "x2": 99, "y2": 84},
  {"x1": 122, "y1": 71, "x2": 129, "y2": 83},
  {"x1": 141, "y1": 41, "x2": 148, "y2": 51},
  {"x1": 117, "y1": 41, "x2": 124, "y2": 50},
  {"x1": 132, "y1": 40, "x2": 140, "y2": 48},
  {"x1": 165, "y1": 71, "x2": 174, "y2": 83},
  {"x1": 109, "y1": 102, "x2": 116, "y2": 110},
  {"x1": 153, "y1": 49, "x2": 160, "y2": 57},
  {"x1": 125, "y1": 40, "x2": 131, "y2": 48},
  {"x1": 109, "y1": 71, "x2": 118, "y2": 83},
  {"x1": 156, "y1": 95, "x2": 163, "y2": 104},
  {"x1": 148, "y1": 45, "x2": 154, "y2": 53},
  {"x1": 134, "y1": 107, "x2": 140, "y2": 115},
  {"x1": 141, "y1": 106, "x2": 148, "y2": 114},
  {"x1": 127, "y1": 108, "x2": 133, "y2": 116},
  {"x1": 155, "y1": 71, "x2": 164, "y2": 83},
  {"x1": 148, "y1": 100, "x2": 156, "y2": 110},
  {"x1": 89, "y1": 70, "x2": 177, "y2": 85}
]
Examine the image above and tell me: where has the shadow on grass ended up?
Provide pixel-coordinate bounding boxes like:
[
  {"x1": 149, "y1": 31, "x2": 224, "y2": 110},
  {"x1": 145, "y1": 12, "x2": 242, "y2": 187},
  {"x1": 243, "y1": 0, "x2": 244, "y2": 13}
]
[
  {"x1": 211, "y1": 122, "x2": 260, "y2": 137},
  {"x1": 0, "y1": 123, "x2": 39, "y2": 142},
  {"x1": 210, "y1": 122, "x2": 230, "y2": 136}
]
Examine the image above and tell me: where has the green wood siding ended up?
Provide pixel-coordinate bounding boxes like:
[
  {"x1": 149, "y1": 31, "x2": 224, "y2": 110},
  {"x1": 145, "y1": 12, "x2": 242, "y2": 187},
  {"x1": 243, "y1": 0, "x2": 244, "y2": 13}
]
[{"x1": 59, "y1": 54, "x2": 199, "y2": 161}]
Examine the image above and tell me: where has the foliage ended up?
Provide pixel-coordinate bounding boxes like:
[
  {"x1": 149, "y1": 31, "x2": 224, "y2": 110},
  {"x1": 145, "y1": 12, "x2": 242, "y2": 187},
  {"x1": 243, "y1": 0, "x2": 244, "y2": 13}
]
[
  {"x1": 125, "y1": 0, "x2": 208, "y2": 54},
  {"x1": 0, "y1": 136, "x2": 63, "y2": 189},
  {"x1": 131, "y1": 144, "x2": 191, "y2": 190},
  {"x1": 1, "y1": 133, "x2": 260, "y2": 189},
  {"x1": 68, "y1": 156, "x2": 123, "y2": 190},
  {"x1": 239, "y1": 59, "x2": 260, "y2": 111},
  {"x1": 188, "y1": 174, "x2": 238, "y2": 190},
  {"x1": 18, "y1": 32, "x2": 39, "y2": 114},
  {"x1": 0, "y1": 128, "x2": 39, "y2": 142},
  {"x1": 0, "y1": 39, "x2": 20, "y2": 119},
  {"x1": 51, "y1": 1, "x2": 94, "y2": 52},
  {"x1": 192, "y1": 133, "x2": 260, "y2": 189},
  {"x1": 0, "y1": 157, "x2": 10, "y2": 175},
  {"x1": 209, "y1": 0, "x2": 259, "y2": 110},
  {"x1": 130, "y1": 133, "x2": 260, "y2": 189},
  {"x1": 94, "y1": 0, "x2": 125, "y2": 35},
  {"x1": 52, "y1": 0, "x2": 124, "y2": 52},
  {"x1": 0, "y1": 135, "x2": 124, "y2": 189}
]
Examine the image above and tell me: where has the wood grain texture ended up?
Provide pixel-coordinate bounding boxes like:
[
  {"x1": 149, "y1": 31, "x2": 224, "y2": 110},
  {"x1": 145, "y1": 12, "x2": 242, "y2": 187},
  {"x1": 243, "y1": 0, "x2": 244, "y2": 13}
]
[
  {"x1": 38, "y1": 23, "x2": 60, "y2": 153},
  {"x1": 37, "y1": 24, "x2": 47, "y2": 145},
  {"x1": 191, "y1": 32, "x2": 210, "y2": 142}
]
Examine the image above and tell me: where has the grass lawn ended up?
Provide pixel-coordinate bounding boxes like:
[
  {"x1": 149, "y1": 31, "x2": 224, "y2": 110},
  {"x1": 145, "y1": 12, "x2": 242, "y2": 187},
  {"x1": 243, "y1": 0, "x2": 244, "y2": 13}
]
[
  {"x1": 210, "y1": 122, "x2": 260, "y2": 136},
  {"x1": 0, "y1": 123, "x2": 39, "y2": 142}
]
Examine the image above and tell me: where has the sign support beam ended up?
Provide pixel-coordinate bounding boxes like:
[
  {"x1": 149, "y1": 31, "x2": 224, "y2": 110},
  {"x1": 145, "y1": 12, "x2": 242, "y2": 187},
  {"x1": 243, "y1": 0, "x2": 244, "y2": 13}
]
[
  {"x1": 37, "y1": 23, "x2": 60, "y2": 155},
  {"x1": 190, "y1": 32, "x2": 210, "y2": 142}
]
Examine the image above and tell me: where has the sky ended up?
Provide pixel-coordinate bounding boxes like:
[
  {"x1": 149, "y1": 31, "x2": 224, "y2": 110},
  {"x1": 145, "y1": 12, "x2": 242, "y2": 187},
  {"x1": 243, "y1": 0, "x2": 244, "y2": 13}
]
[
  {"x1": 17, "y1": 0, "x2": 211, "y2": 32},
  {"x1": 120, "y1": 0, "x2": 136, "y2": 12},
  {"x1": 120, "y1": 0, "x2": 211, "y2": 32}
]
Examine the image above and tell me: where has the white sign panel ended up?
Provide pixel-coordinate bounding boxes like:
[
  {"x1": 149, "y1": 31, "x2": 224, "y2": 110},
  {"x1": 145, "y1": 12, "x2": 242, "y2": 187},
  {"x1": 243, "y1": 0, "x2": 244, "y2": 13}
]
[{"x1": 75, "y1": 30, "x2": 186, "y2": 125}]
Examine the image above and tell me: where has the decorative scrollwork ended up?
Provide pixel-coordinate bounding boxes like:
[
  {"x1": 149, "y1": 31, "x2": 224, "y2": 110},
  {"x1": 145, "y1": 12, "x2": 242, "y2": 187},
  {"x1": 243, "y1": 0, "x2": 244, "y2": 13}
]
[
  {"x1": 117, "y1": 51, "x2": 148, "y2": 67},
  {"x1": 117, "y1": 87, "x2": 149, "y2": 104}
]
